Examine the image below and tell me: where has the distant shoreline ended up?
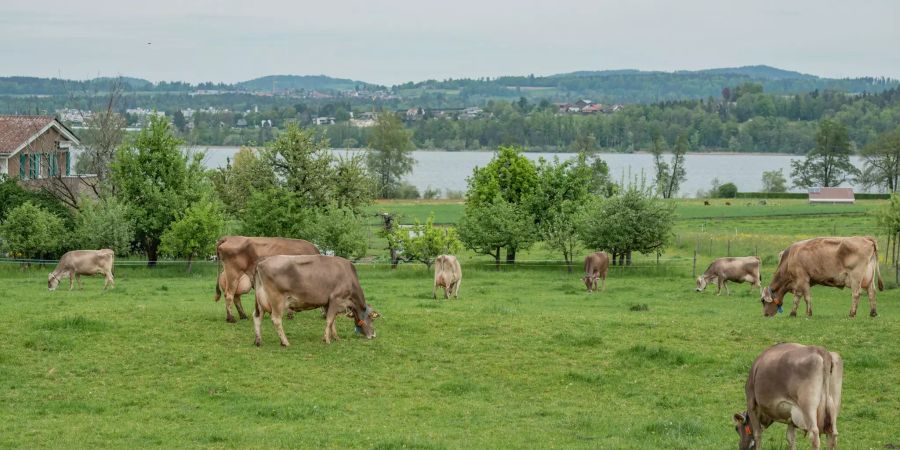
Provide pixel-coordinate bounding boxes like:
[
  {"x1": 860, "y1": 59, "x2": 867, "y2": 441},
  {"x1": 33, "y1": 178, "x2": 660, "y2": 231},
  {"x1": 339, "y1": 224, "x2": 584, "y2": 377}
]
[{"x1": 189, "y1": 145, "x2": 802, "y2": 157}]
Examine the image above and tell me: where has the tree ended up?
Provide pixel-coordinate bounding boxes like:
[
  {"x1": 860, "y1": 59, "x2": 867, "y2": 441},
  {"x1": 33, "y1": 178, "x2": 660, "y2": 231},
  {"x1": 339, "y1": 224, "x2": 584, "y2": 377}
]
[
  {"x1": 211, "y1": 147, "x2": 276, "y2": 215},
  {"x1": 110, "y1": 115, "x2": 205, "y2": 266},
  {"x1": 160, "y1": 195, "x2": 225, "y2": 272},
  {"x1": 458, "y1": 198, "x2": 535, "y2": 267},
  {"x1": 0, "y1": 175, "x2": 72, "y2": 225},
  {"x1": 72, "y1": 197, "x2": 134, "y2": 255},
  {"x1": 655, "y1": 134, "x2": 688, "y2": 199},
  {"x1": 310, "y1": 206, "x2": 368, "y2": 259},
  {"x1": 386, "y1": 214, "x2": 462, "y2": 268},
  {"x1": 577, "y1": 184, "x2": 675, "y2": 266},
  {"x1": 465, "y1": 146, "x2": 538, "y2": 263},
  {"x1": 761, "y1": 169, "x2": 788, "y2": 193},
  {"x1": 367, "y1": 113, "x2": 415, "y2": 198},
  {"x1": 541, "y1": 202, "x2": 584, "y2": 272},
  {"x1": 74, "y1": 82, "x2": 127, "y2": 198},
  {"x1": 0, "y1": 201, "x2": 67, "y2": 261},
  {"x1": 791, "y1": 119, "x2": 859, "y2": 188},
  {"x1": 172, "y1": 110, "x2": 187, "y2": 133},
  {"x1": 860, "y1": 126, "x2": 900, "y2": 193},
  {"x1": 240, "y1": 188, "x2": 317, "y2": 239}
]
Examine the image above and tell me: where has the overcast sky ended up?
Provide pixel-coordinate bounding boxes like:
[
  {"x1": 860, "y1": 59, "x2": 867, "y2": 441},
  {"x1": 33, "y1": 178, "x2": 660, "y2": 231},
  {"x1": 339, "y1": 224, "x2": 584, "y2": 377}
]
[{"x1": 1, "y1": 0, "x2": 897, "y2": 85}]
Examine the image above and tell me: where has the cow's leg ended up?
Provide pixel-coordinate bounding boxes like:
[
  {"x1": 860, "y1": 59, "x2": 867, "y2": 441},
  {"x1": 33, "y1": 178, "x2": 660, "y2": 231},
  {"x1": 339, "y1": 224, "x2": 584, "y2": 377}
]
[
  {"x1": 789, "y1": 290, "x2": 801, "y2": 317},
  {"x1": 104, "y1": 270, "x2": 114, "y2": 290},
  {"x1": 715, "y1": 279, "x2": 722, "y2": 296},
  {"x1": 253, "y1": 302, "x2": 263, "y2": 347},
  {"x1": 786, "y1": 423, "x2": 797, "y2": 450},
  {"x1": 323, "y1": 303, "x2": 339, "y2": 344},
  {"x1": 234, "y1": 293, "x2": 249, "y2": 320},
  {"x1": 68, "y1": 273, "x2": 74, "y2": 290},
  {"x1": 271, "y1": 308, "x2": 289, "y2": 347},
  {"x1": 454, "y1": 279, "x2": 461, "y2": 298},
  {"x1": 866, "y1": 282, "x2": 877, "y2": 317},
  {"x1": 76, "y1": 274, "x2": 83, "y2": 289},
  {"x1": 444, "y1": 284, "x2": 450, "y2": 299},
  {"x1": 723, "y1": 280, "x2": 730, "y2": 296},
  {"x1": 849, "y1": 280, "x2": 861, "y2": 318},
  {"x1": 805, "y1": 291, "x2": 813, "y2": 317},
  {"x1": 792, "y1": 399, "x2": 821, "y2": 450}
]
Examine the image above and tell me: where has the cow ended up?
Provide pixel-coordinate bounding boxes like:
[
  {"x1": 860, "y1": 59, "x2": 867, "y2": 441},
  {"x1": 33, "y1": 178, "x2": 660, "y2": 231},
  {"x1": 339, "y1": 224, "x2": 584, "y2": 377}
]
[
  {"x1": 253, "y1": 255, "x2": 378, "y2": 346},
  {"x1": 762, "y1": 237, "x2": 883, "y2": 318},
  {"x1": 48, "y1": 249, "x2": 115, "y2": 291},
  {"x1": 215, "y1": 236, "x2": 320, "y2": 323},
  {"x1": 433, "y1": 254, "x2": 462, "y2": 299},
  {"x1": 581, "y1": 252, "x2": 609, "y2": 293},
  {"x1": 734, "y1": 343, "x2": 843, "y2": 450},
  {"x1": 695, "y1": 256, "x2": 761, "y2": 295}
]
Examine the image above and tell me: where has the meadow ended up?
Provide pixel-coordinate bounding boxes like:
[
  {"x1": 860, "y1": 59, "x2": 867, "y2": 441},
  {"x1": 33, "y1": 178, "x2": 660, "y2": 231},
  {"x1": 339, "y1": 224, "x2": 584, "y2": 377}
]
[{"x1": 1, "y1": 199, "x2": 898, "y2": 449}]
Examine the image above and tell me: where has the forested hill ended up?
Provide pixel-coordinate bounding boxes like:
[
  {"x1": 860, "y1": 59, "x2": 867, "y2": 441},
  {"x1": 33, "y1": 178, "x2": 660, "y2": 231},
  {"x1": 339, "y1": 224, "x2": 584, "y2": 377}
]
[
  {"x1": 397, "y1": 65, "x2": 898, "y2": 104},
  {"x1": 1, "y1": 65, "x2": 896, "y2": 104}
]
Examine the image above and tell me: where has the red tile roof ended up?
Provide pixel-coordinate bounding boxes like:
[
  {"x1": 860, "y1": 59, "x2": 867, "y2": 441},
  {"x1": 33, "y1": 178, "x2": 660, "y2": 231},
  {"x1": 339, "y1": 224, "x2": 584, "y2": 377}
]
[
  {"x1": 808, "y1": 187, "x2": 855, "y2": 202},
  {"x1": 0, "y1": 115, "x2": 57, "y2": 155}
]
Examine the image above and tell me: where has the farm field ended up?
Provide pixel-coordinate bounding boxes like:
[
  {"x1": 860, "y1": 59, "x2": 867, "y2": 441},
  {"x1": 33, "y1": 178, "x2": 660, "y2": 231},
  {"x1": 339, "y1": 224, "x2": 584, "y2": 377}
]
[{"x1": 0, "y1": 263, "x2": 898, "y2": 449}]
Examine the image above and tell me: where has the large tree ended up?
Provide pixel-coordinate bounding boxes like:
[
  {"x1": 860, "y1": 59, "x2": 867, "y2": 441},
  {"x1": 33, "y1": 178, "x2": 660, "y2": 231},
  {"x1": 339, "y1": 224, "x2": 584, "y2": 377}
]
[
  {"x1": 761, "y1": 169, "x2": 788, "y2": 193},
  {"x1": 211, "y1": 147, "x2": 276, "y2": 216},
  {"x1": 791, "y1": 119, "x2": 859, "y2": 188},
  {"x1": 464, "y1": 146, "x2": 538, "y2": 263},
  {"x1": 110, "y1": 115, "x2": 205, "y2": 266},
  {"x1": 458, "y1": 197, "x2": 535, "y2": 267},
  {"x1": 652, "y1": 133, "x2": 688, "y2": 199},
  {"x1": 367, "y1": 113, "x2": 415, "y2": 198},
  {"x1": 859, "y1": 126, "x2": 900, "y2": 193}
]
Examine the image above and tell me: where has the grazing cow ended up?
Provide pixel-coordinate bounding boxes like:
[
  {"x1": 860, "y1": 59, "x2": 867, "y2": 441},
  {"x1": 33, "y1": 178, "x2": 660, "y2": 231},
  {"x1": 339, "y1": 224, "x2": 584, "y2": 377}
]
[
  {"x1": 581, "y1": 252, "x2": 609, "y2": 293},
  {"x1": 695, "y1": 256, "x2": 761, "y2": 295},
  {"x1": 433, "y1": 254, "x2": 462, "y2": 299},
  {"x1": 253, "y1": 255, "x2": 378, "y2": 346},
  {"x1": 48, "y1": 249, "x2": 115, "y2": 291},
  {"x1": 734, "y1": 343, "x2": 843, "y2": 450},
  {"x1": 215, "y1": 236, "x2": 319, "y2": 322},
  {"x1": 762, "y1": 237, "x2": 882, "y2": 318}
]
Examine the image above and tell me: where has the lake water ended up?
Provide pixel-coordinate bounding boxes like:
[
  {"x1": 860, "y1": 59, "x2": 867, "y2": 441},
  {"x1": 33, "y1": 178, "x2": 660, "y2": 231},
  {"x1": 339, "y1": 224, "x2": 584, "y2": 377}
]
[{"x1": 192, "y1": 146, "x2": 869, "y2": 197}]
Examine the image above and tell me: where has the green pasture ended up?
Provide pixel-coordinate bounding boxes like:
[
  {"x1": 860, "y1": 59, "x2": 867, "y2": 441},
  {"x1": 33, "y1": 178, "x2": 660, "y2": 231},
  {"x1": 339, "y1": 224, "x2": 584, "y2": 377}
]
[{"x1": 1, "y1": 262, "x2": 897, "y2": 449}]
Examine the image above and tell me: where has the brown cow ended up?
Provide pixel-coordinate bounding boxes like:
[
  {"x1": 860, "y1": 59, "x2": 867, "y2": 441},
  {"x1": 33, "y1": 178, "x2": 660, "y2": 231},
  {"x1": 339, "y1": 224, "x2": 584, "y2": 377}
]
[
  {"x1": 253, "y1": 255, "x2": 378, "y2": 346},
  {"x1": 48, "y1": 249, "x2": 115, "y2": 291},
  {"x1": 581, "y1": 252, "x2": 609, "y2": 293},
  {"x1": 433, "y1": 254, "x2": 462, "y2": 299},
  {"x1": 762, "y1": 237, "x2": 883, "y2": 318},
  {"x1": 695, "y1": 256, "x2": 761, "y2": 295},
  {"x1": 215, "y1": 236, "x2": 319, "y2": 322},
  {"x1": 734, "y1": 343, "x2": 843, "y2": 450}
]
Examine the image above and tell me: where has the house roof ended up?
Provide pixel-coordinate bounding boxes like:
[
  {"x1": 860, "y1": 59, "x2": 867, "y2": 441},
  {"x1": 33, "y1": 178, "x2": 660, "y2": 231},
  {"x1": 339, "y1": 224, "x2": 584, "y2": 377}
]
[
  {"x1": 0, "y1": 115, "x2": 80, "y2": 156},
  {"x1": 808, "y1": 187, "x2": 855, "y2": 201}
]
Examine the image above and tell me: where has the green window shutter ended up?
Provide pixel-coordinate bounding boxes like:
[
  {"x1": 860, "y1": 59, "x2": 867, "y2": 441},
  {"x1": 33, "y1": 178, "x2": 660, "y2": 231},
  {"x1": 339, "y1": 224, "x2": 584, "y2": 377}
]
[
  {"x1": 65, "y1": 152, "x2": 71, "y2": 176},
  {"x1": 19, "y1": 153, "x2": 26, "y2": 178},
  {"x1": 32, "y1": 154, "x2": 40, "y2": 178},
  {"x1": 49, "y1": 153, "x2": 58, "y2": 176}
]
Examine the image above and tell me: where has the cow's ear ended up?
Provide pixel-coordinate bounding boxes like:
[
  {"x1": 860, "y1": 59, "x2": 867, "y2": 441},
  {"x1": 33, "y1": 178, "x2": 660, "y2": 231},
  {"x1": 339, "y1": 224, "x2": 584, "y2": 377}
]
[{"x1": 733, "y1": 413, "x2": 745, "y2": 425}]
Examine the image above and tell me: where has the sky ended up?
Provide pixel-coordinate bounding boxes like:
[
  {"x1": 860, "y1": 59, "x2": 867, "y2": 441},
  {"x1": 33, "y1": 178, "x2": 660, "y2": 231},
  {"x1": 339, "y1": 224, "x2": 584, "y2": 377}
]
[{"x1": 1, "y1": 0, "x2": 898, "y2": 85}]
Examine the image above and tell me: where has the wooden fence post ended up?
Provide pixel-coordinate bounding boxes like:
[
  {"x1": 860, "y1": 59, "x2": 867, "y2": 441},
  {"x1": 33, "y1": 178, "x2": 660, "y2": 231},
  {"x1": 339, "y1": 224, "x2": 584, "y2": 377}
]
[
  {"x1": 727, "y1": 240, "x2": 731, "y2": 256},
  {"x1": 693, "y1": 248, "x2": 697, "y2": 278}
]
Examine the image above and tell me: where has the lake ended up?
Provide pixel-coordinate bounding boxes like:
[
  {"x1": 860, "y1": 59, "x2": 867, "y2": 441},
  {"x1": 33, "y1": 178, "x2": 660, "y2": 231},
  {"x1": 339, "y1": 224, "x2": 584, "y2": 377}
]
[{"x1": 192, "y1": 146, "x2": 869, "y2": 197}]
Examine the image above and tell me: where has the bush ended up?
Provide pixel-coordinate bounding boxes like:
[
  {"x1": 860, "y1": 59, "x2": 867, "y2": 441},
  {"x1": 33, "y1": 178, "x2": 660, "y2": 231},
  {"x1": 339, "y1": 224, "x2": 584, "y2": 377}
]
[
  {"x1": 73, "y1": 197, "x2": 134, "y2": 255},
  {"x1": 423, "y1": 186, "x2": 441, "y2": 200},
  {"x1": 394, "y1": 182, "x2": 421, "y2": 200},
  {"x1": 445, "y1": 189, "x2": 465, "y2": 200},
  {"x1": 716, "y1": 183, "x2": 738, "y2": 198},
  {"x1": 0, "y1": 201, "x2": 67, "y2": 259}
]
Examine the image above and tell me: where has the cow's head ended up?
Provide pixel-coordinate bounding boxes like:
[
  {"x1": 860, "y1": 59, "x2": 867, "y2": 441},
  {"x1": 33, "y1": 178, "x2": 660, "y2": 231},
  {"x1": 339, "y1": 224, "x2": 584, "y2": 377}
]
[
  {"x1": 695, "y1": 276, "x2": 708, "y2": 292},
  {"x1": 48, "y1": 272, "x2": 61, "y2": 291},
  {"x1": 760, "y1": 286, "x2": 782, "y2": 317},
  {"x1": 352, "y1": 305, "x2": 380, "y2": 339},
  {"x1": 582, "y1": 275, "x2": 596, "y2": 292},
  {"x1": 733, "y1": 412, "x2": 756, "y2": 449}
]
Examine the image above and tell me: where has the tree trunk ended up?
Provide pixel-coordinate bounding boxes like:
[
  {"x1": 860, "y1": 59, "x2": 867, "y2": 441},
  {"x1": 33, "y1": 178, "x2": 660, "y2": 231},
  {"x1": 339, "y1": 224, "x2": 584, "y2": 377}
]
[
  {"x1": 494, "y1": 247, "x2": 501, "y2": 270},
  {"x1": 390, "y1": 249, "x2": 399, "y2": 269},
  {"x1": 506, "y1": 247, "x2": 516, "y2": 265},
  {"x1": 565, "y1": 253, "x2": 572, "y2": 273},
  {"x1": 618, "y1": 252, "x2": 626, "y2": 266},
  {"x1": 187, "y1": 254, "x2": 193, "y2": 273},
  {"x1": 147, "y1": 240, "x2": 159, "y2": 268}
]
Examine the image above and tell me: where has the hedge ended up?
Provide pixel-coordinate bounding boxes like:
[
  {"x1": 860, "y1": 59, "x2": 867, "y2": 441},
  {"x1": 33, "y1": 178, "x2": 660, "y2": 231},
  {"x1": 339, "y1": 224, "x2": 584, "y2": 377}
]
[{"x1": 734, "y1": 192, "x2": 890, "y2": 200}]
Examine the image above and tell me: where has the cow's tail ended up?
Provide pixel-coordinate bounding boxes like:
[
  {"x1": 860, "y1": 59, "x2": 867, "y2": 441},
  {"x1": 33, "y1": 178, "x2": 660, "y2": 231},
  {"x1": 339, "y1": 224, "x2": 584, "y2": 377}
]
[
  {"x1": 253, "y1": 266, "x2": 266, "y2": 318},
  {"x1": 820, "y1": 350, "x2": 837, "y2": 435},
  {"x1": 214, "y1": 239, "x2": 224, "y2": 301},
  {"x1": 870, "y1": 238, "x2": 884, "y2": 291}
]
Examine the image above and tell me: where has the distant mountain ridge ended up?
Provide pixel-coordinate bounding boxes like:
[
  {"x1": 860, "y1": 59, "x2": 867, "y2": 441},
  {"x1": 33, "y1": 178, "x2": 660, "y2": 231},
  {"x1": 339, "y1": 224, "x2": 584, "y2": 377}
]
[{"x1": 554, "y1": 65, "x2": 818, "y2": 80}]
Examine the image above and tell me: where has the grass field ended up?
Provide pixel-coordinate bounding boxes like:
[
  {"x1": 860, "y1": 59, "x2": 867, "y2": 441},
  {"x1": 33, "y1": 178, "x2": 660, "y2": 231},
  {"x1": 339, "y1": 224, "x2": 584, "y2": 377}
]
[
  {"x1": 1, "y1": 263, "x2": 897, "y2": 449},
  {"x1": 2, "y1": 199, "x2": 898, "y2": 448}
]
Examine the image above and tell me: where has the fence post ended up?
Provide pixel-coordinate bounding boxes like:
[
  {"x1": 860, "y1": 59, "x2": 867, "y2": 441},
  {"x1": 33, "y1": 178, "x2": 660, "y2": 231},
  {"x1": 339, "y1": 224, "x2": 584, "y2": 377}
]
[
  {"x1": 727, "y1": 240, "x2": 731, "y2": 256},
  {"x1": 693, "y1": 248, "x2": 697, "y2": 278}
]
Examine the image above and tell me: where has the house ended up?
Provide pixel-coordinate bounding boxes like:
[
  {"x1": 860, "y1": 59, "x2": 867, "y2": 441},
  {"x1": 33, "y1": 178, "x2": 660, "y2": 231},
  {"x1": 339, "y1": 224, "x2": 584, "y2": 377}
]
[
  {"x1": 808, "y1": 187, "x2": 855, "y2": 204},
  {"x1": 406, "y1": 108, "x2": 424, "y2": 121},
  {"x1": 580, "y1": 103, "x2": 605, "y2": 114},
  {"x1": 0, "y1": 115, "x2": 80, "y2": 180},
  {"x1": 312, "y1": 117, "x2": 336, "y2": 126}
]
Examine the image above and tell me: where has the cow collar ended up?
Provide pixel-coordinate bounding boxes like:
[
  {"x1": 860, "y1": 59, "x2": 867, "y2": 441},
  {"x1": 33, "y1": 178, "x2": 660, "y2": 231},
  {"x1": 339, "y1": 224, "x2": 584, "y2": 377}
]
[{"x1": 355, "y1": 305, "x2": 370, "y2": 328}]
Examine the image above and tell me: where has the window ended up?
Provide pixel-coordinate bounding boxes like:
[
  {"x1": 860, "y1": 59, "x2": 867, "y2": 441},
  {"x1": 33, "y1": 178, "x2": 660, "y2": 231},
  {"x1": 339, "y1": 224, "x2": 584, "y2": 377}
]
[
  {"x1": 49, "y1": 153, "x2": 58, "y2": 176},
  {"x1": 30, "y1": 154, "x2": 40, "y2": 179}
]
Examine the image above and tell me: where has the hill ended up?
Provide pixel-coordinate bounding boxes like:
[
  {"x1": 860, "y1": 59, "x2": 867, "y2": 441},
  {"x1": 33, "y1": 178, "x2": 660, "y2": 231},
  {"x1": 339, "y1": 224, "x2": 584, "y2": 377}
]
[{"x1": 235, "y1": 75, "x2": 374, "y2": 92}]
